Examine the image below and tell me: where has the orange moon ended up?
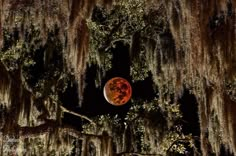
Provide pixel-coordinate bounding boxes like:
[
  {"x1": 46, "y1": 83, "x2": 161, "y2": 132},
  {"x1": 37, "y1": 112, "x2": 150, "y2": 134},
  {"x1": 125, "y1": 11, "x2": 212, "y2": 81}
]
[{"x1": 103, "y1": 77, "x2": 132, "y2": 106}]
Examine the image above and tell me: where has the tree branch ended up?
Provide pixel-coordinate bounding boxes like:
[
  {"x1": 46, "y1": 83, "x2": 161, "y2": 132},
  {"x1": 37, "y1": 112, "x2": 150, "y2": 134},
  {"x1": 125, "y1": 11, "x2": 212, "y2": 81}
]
[
  {"x1": 166, "y1": 136, "x2": 200, "y2": 155},
  {"x1": 18, "y1": 121, "x2": 107, "y2": 140},
  {"x1": 19, "y1": 119, "x2": 58, "y2": 136},
  {"x1": 99, "y1": 18, "x2": 126, "y2": 52},
  {"x1": 48, "y1": 95, "x2": 96, "y2": 126},
  {"x1": 1, "y1": 59, "x2": 96, "y2": 129},
  {"x1": 59, "y1": 105, "x2": 96, "y2": 126}
]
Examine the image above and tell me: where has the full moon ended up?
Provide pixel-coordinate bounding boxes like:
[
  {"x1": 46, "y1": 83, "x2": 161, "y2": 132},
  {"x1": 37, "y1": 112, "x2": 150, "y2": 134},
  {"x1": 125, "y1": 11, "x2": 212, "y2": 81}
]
[{"x1": 103, "y1": 77, "x2": 132, "y2": 106}]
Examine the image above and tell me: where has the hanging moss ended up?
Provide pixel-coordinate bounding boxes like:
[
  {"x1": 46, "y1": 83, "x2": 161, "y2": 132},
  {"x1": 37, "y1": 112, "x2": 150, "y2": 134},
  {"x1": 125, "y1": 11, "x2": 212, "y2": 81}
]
[{"x1": 0, "y1": 0, "x2": 236, "y2": 155}]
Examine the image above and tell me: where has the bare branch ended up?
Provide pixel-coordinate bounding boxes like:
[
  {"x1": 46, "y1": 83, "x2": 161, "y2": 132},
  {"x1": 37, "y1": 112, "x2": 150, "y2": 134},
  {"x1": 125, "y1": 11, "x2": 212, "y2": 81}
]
[
  {"x1": 48, "y1": 95, "x2": 96, "y2": 126},
  {"x1": 60, "y1": 105, "x2": 96, "y2": 126}
]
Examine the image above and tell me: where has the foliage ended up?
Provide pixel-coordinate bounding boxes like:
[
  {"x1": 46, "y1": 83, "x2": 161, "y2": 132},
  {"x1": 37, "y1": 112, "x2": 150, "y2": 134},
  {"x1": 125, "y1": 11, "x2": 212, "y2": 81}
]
[
  {"x1": 130, "y1": 50, "x2": 149, "y2": 82},
  {"x1": 82, "y1": 98, "x2": 197, "y2": 155},
  {"x1": 84, "y1": 0, "x2": 198, "y2": 155},
  {"x1": 0, "y1": 26, "x2": 70, "y2": 97},
  {"x1": 125, "y1": 98, "x2": 186, "y2": 154},
  {"x1": 0, "y1": 0, "x2": 201, "y2": 155},
  {"x1": 87, "y1": 0, "x2": 169, "y2": 85},
  {"x1": 0, "y1": 25, "x2": 75, "y2": 154}
]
